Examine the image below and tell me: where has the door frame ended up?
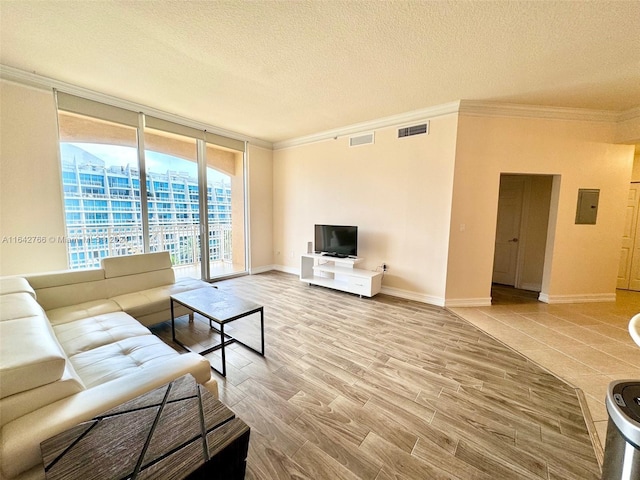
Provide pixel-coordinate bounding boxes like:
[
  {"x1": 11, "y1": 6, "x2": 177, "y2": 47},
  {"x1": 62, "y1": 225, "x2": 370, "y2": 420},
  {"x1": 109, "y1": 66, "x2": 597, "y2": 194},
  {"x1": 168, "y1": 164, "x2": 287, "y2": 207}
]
[{"x1": 492, "y1": 173, "x2": 556, "y2": 296}]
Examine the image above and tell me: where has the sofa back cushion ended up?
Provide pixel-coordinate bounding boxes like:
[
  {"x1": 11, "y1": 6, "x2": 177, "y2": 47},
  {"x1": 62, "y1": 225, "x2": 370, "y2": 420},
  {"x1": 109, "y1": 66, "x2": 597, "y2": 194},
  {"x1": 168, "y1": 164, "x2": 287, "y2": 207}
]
[
  {"x1": 26, "y1": 269, "x2": 107, "y2": 311},
  {"x1": 102, "y1": 252, "x2": 176, "y2": 298},
  {"x1": 0, "y1": 315, "x2": 68, "y2": 399},
  {"x1": 0, "y1": 293, "x2": 44, "y2": 321},
  {"x1": 0, "y1": 277, "x2": 36, "y2": 298}
]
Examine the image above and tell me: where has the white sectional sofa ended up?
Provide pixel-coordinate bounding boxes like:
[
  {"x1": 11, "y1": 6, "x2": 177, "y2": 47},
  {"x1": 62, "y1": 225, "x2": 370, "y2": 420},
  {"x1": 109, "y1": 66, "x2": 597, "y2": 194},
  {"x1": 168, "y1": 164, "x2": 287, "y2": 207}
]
[{"x1": 0, "y1": 252, "x2": 218, "y2": 480}]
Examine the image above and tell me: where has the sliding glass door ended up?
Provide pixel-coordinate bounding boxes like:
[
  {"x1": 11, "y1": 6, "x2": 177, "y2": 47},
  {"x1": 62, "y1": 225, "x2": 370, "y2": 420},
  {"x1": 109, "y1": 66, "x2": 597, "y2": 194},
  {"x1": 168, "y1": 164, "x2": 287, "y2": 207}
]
[
  {"x1": 204, "y1": 140, "x2": 246, "y2": 279},
  {"x1": 144, "y1": 126, "x2": 200, "y2": 278},
  {"x1": 56, "y1": 93, "x2": 248, "y2": 280}
]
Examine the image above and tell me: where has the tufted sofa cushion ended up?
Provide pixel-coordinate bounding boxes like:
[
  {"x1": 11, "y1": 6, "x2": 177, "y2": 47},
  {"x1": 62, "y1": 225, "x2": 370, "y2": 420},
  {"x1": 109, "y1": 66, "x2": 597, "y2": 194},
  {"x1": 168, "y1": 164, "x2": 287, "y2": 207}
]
[
  {"x1": 52, "y1": 312, "x2": 152, "y2": 356},
  {"x1": 46, "y1": 299, "x2": 122, "y2": 326},
  {"x1": 68, "y1": 335, "x2": 209, "y2": 388}
]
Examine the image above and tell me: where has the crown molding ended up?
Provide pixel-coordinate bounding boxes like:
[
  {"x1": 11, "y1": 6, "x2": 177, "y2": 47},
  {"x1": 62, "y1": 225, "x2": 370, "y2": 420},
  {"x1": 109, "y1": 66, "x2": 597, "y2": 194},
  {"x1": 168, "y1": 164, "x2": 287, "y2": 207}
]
[
  {"x1": 274, "y1": 99, "x2": 635, "y2": 150},
  {"x1": 273, "y1": 101, "x2": 461, "y2": 150},
  {"x1": 458, "y1": 100, "x2": 621, "y2": 123},
  {"x1": 0, "y1": 64, "x2": 273, "y2": 150}
]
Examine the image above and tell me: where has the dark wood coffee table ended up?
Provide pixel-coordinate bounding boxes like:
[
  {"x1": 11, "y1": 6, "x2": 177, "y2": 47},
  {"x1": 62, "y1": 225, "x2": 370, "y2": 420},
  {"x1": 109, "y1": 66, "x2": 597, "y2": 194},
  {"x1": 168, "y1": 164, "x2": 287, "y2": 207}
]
[
  {"x1": 40, "y1": 374, "x2": 250, "y2": 480},
  {"x1": 170, "y1": 287, "x2": 264, "y2": 377}
]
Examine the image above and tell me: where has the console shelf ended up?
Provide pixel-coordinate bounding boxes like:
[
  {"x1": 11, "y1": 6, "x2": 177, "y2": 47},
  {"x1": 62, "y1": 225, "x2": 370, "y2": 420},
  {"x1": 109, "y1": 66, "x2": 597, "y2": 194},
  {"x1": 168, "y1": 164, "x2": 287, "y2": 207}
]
[{"x1": 300, "y1": 254, "x2": 382, "y2": 297}]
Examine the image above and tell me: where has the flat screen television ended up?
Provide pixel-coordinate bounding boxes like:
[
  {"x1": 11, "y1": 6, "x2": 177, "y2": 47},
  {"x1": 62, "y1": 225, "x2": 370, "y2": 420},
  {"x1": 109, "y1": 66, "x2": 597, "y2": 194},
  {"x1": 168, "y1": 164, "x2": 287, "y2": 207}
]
[{"x1": 314, "y1": 224, "x2": 358, "y2": 257}]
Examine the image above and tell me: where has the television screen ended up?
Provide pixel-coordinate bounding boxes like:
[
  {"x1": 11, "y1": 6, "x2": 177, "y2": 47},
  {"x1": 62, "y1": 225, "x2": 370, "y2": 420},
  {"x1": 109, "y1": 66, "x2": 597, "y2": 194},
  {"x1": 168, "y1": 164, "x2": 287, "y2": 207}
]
[{"x1": 314, "y1": 225, "x2": 358, "y2": 257}]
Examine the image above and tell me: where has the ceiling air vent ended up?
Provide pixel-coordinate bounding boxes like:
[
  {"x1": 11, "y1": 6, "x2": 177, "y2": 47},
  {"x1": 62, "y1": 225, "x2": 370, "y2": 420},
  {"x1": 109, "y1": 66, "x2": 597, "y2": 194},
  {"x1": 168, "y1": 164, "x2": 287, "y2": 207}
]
[
  {"x1": 398, "y1": 122, "x2": 429, "y2": 138},
  {"x1": 349, "y1": 132, "x2": 374, "y2": 147}
]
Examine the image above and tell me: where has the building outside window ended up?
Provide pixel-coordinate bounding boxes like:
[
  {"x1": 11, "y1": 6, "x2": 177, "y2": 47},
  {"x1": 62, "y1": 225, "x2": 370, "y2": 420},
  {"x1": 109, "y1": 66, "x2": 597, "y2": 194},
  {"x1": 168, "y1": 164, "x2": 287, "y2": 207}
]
[{"x1": 59, "y1": 143, "x2": 232, "y2": 270}]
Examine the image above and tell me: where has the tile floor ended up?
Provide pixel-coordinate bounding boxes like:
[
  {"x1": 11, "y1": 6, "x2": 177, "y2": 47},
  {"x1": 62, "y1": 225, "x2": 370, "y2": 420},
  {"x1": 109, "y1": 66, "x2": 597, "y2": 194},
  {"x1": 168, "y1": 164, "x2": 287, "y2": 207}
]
[{"x1": 450, "y1": 288, "x2": 640, "y2": 452}]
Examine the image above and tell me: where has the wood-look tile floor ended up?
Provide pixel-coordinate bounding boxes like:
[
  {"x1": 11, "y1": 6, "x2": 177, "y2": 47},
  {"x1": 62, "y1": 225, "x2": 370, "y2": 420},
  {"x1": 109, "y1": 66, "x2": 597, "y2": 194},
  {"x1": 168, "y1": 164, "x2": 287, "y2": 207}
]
[
  {"x1": 151, "y1": 272, "x2": 601, "y2": 480},
  {"x1": 451, "y1": 285, "x2": 640, "y2": 458}
]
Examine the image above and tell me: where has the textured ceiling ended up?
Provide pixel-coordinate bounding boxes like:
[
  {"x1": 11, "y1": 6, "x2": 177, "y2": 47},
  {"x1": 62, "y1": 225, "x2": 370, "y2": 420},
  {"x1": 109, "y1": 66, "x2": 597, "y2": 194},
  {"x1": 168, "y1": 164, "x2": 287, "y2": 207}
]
[{"x1": 1, "y1": 0, "x2": 639, "y2": 143}]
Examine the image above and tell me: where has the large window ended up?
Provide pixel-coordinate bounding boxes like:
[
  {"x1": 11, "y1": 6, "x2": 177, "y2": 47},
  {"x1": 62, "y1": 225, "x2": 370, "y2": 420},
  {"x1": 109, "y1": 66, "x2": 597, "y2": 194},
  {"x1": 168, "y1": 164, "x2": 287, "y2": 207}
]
[
  {"x1": 56, "y1": 93, "x2": 247, "y2": 279},
  {"x1": 58, "y1": 112, "x2": 143, "y2": 269},
  {"x1": 144, "y1": 126, "x2": 201, "y2": 273}
]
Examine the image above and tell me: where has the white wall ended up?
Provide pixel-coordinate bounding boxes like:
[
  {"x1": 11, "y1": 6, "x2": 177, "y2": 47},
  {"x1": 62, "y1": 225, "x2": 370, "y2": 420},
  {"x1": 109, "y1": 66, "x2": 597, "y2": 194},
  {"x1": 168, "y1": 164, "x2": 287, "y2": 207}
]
[
  {"x1": 0, "y1": 80, "x2": 67, "y2": 275},
  {"x1": 273, "y1": 114, "x2": 459, "y2": 304},
  {"x1": 447, "y1": 114, "x2": 635, "y2": 304}
]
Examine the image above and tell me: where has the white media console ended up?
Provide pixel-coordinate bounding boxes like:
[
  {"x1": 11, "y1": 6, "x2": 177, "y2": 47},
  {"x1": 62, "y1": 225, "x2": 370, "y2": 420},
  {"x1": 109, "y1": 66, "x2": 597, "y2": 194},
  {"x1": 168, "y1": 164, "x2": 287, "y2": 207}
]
[{"x1": 300, "y1": 253, "x2": 383, "y2": 297}]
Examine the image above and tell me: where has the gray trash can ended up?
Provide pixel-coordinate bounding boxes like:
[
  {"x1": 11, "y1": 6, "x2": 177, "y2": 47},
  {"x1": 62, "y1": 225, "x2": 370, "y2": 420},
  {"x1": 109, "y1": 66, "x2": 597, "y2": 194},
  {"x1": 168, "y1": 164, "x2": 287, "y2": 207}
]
[{"x1": 602, "y1": 380, "x2": 640, "y2": 480}]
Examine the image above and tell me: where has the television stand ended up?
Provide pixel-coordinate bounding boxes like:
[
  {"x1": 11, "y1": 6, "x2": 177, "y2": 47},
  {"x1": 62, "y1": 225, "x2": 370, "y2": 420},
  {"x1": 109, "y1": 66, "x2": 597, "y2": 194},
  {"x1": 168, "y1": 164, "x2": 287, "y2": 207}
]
[{"x1": 300, "y1": 254, "x2": 382, "y2": 298}]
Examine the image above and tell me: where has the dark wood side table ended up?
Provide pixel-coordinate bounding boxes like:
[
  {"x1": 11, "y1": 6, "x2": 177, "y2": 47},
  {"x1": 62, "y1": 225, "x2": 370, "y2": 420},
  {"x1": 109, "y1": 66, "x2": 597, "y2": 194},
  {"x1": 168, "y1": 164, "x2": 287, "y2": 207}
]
[{"x1": 40, "y1": 375, "x2": 250, "y2": 480}]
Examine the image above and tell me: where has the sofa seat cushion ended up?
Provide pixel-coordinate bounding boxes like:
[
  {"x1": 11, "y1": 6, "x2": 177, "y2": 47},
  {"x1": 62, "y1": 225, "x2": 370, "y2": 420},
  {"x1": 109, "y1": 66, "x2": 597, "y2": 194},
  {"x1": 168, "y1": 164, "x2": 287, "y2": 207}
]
[
  {"x1": 111, "y1": 282, "x2": 214, "y2": 319},
  {"x1": 46, "y1": 299, "x2": 122, "y2": 326},
  {"x1": 53, "y1": 312, "x2": 152, "y2": 356},
  {"x1": 0, "y1": 277, "x2": 36, "y2": 298},
  {"x1": 0, "y1": 316, "x2": 67, "y2": 398},
  {"x1": 69, "y1": 335, "x2": 190, "y2": 388},
  {"x1": 0, "y1": 292, "x2": 44, "y2": 321}
]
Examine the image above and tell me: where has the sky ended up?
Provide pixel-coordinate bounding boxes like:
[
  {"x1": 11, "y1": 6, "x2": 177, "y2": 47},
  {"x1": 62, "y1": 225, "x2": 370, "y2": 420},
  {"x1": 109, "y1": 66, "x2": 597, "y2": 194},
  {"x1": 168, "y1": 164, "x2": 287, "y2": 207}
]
[{"x1": 68, "y1": 143, "x2": 228, "y2": 183}]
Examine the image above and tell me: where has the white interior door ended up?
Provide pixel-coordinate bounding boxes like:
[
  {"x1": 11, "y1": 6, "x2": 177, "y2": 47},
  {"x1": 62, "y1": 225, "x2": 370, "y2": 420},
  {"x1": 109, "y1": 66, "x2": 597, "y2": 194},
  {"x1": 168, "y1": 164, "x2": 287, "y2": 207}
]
[
  {"x1": 493, "y1": 176, "x2": 525, "y2": 286},
  {"x1": 619, "y1": 183, "x2": 640, "y2": 291}
]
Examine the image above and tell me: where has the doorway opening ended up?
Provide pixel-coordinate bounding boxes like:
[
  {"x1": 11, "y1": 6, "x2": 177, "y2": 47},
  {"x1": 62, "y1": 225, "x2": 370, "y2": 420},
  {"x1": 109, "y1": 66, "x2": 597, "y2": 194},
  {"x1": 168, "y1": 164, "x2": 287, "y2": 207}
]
[
  {"x1": 617, "y1": 182, "x2": 640, "y2": 291},
  {"x1": 491, "y1": 174, "x2": 554, "y2": 304}
]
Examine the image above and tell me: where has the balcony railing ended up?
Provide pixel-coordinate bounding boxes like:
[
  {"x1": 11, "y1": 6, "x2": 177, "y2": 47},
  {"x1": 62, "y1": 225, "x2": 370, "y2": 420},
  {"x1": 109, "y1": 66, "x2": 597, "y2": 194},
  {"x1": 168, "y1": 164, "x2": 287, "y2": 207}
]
[{"x1": 65, "y1": 224, "x2": 232, "y2": 270}]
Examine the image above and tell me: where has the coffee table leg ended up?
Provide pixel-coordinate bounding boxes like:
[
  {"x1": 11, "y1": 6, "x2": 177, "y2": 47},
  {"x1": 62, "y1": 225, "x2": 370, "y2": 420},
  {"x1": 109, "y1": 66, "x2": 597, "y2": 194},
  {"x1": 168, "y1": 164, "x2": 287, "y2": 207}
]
[
  {"x1": 220, "y1": 323, "x2": 226, "y2": 377},
  {"x1": 171, "y1": 298, "x2": 176, "y2": 342},
  {"x1": 260, "y1": 307, "x2": 265, "y2": 355}
]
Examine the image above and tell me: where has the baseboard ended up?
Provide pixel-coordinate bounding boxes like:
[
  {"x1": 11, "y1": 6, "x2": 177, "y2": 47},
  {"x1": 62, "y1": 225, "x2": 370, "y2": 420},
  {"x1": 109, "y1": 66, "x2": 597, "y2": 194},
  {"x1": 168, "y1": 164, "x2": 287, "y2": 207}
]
[
  {"x1": 538, "y1": 292, "x2": 616, "y2": 304},
  {"x1": 249, "y1": 264, "x2": 276, "y2": 275},
  {"x1": 272, "y1": 264, "x2": 299, "y2": 275},
  {"x1": 380, "y1": 286, "x2": 446, "y2": 307},
  {"x1": 444, "y1": 298, "x2": 493, "y2": 307}
]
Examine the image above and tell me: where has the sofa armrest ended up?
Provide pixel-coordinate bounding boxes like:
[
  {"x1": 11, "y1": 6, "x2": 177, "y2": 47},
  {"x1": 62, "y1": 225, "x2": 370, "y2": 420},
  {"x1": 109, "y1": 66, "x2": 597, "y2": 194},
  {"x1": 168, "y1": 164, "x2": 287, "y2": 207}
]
[
  {"x1": 0, "y1": 316, "x2": 67, "y2": 399},
  {"x1": 1, "y1": 358, "x2": 216, "y2": 480}
]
